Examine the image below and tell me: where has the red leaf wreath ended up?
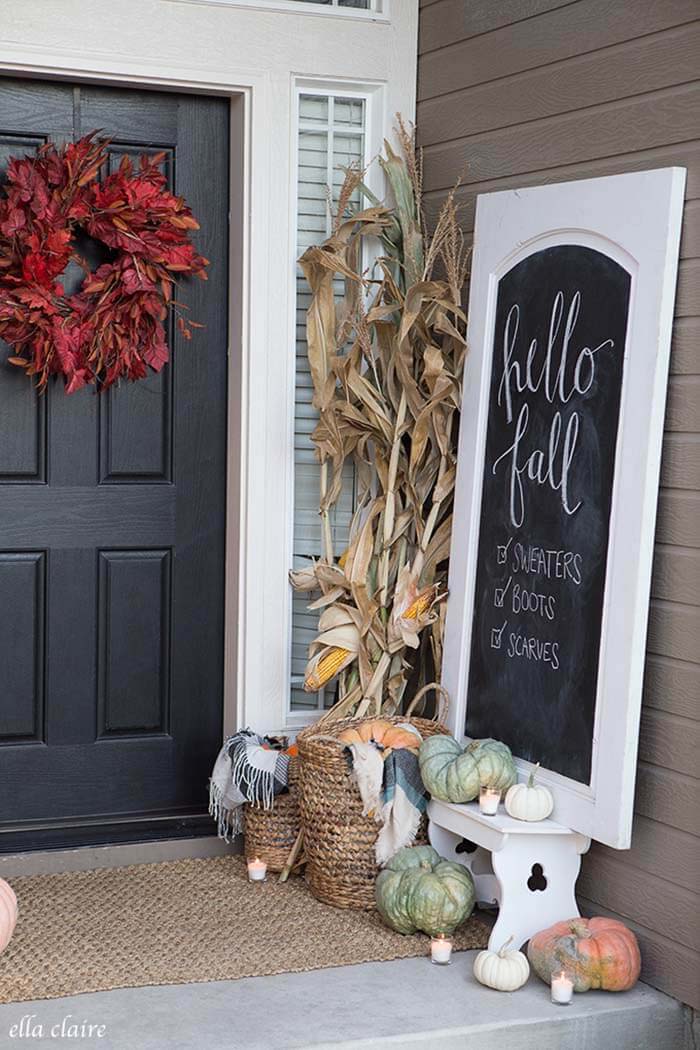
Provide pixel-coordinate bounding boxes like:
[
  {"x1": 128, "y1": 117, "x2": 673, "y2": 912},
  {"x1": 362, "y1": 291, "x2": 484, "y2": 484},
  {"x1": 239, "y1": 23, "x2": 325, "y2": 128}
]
[{"x1": 0, "y1": 133, "x2": 208, "y2": 394}]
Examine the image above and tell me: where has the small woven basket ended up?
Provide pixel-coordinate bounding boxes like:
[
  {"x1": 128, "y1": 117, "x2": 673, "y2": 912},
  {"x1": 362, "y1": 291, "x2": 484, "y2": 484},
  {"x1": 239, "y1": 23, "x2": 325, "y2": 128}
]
[
  {"x1": 243, "y1": 757, "x2": 301, "y2": 874},
  {"x1": 297, "y1": 686, "x2": 449, "y2": 910}
]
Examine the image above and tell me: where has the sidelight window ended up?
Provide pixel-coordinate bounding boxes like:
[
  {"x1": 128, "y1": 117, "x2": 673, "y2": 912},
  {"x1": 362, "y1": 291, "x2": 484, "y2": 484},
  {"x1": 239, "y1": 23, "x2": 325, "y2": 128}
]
[{"x1": 288, "y1": 89, "x2": 369, "y2": 721}]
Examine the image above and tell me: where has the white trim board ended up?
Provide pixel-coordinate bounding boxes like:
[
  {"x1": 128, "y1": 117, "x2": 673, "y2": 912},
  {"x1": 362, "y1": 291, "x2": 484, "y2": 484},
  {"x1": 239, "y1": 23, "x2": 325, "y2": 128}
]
[
  {"x1": 168, "y1": 0, "x2": 390, "y2": 22},
  {"x1": 0, "y1": 838, "x2": 235, "y2": 878},
  {"x1": 442, "y1": 169, "x2": 686, "y2": 850},
  {"x1": 0, "y1": 0, "x2": 419, "y2": 744}
]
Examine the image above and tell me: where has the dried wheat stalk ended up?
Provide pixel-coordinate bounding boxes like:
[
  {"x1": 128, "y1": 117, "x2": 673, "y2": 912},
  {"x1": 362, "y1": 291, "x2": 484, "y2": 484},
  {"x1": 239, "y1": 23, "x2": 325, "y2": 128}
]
[{"x1": 290, "y1": 120, "x2": 469, "y2": 722}]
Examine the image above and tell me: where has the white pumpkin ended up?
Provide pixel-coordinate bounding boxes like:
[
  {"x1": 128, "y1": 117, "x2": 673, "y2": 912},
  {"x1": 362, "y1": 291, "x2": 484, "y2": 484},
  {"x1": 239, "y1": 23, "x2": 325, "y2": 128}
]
[
  {"x1": 473, "y1": 936, "x2": 530, "y2": 992},
  {"x1": 504, "y1": 763, "x2": 553, "y2": 822}
]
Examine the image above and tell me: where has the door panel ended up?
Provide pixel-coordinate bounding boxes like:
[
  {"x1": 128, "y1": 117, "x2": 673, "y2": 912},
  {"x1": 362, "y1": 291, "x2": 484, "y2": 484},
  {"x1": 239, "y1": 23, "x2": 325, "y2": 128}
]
[
  {"x1": 0, "y1": 552, "x2": 46, "y2": 741},
  {"x1": 0, "y1": 79, "x2": 230, "y2": 851},
  {"x1": 97, "y1": 549, "x2": 172, "y2": 737}
]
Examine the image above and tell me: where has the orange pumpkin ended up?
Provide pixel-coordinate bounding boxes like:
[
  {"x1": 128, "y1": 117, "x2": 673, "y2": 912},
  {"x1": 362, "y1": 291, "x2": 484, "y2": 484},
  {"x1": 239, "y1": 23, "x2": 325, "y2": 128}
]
[
  {"x1": 338, "y1": 722, "x2": 389, "y2": 746},
  {"x1": 382, "y1": 725, "x2": 421, "y2": 751},
  {"x1": 338, "y1": 727, "x2": 364, "y2": 746},
  {"x1": 360, "y1": 720, "x2": 392, "y2": 744},
  {"x1": 338, "y1": 721, "x2": 420, "y2": 752},
  {"x1": 528, "y1": 917, "x2": 641, "y2": 992}
]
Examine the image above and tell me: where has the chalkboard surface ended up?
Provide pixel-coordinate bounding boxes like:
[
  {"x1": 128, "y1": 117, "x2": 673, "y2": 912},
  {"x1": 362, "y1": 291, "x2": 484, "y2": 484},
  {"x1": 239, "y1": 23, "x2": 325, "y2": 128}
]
[{"x1": 465, "y1": 245, "x2": 631, "y2": 784}]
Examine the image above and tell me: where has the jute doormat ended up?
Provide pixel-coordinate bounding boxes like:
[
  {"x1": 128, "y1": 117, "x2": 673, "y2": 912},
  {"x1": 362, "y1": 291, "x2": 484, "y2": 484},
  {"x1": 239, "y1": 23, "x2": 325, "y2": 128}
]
[{"x1": 0, "y1": 856, "x2": 488, "y2": 1003}]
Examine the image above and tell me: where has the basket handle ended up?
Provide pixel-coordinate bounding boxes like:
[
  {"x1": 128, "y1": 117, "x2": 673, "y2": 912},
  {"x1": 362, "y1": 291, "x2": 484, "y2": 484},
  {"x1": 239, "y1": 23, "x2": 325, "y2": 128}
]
[
  {"x1": 405, "y1": 682, "x2": 450, "y2": 724},
  {"x1": 302, "y1": 731, "x2": 346, "y2": 748}
]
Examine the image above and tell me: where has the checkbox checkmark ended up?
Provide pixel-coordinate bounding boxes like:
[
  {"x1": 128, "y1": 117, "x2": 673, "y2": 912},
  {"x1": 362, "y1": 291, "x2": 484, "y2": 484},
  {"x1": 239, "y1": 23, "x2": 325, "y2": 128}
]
[
  {"x1": 496, "y1": 537, "x2": 513, "y2": 565},
  {"x1": 490, "y1": 620, "x2": 508, "y2": 650},
  {"x1": 494, "y1": 575, "x2": 513, "y2": 609}
]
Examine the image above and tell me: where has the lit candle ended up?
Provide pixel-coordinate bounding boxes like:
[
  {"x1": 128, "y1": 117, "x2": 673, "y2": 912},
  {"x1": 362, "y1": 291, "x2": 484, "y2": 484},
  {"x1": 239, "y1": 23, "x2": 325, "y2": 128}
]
[
  {"x1": 479, "y1": 785, "x2": 500, "y2": 816},
  {"x1": 247, "y1": 857, "x2": 267, "y2": 882},
  {"x1": 550, "y1": 970, "x2": 574, "y2": 1005},
  {"x1": 430, "y1": 934, "x2": 453, "y2": 965}
]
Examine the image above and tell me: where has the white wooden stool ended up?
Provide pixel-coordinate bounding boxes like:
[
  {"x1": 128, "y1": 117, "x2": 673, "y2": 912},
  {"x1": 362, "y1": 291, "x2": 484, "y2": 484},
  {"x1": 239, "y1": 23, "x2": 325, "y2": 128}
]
[{"x1": 428, "y1": 799, "x2": 590, "y2": 951}]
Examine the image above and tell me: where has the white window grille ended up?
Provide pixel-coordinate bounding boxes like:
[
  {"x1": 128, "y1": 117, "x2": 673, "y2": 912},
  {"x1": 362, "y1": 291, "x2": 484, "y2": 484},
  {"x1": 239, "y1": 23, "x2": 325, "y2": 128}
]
[
  {"x1": 289, "y1": 91, "x2": 367, "y2": 718},
  {"x1": 170, "y1": 2, "x2": 387, "y2": 28},
  {"x1": 294, "y1": 0, "x2": 373, "y2": 7}
]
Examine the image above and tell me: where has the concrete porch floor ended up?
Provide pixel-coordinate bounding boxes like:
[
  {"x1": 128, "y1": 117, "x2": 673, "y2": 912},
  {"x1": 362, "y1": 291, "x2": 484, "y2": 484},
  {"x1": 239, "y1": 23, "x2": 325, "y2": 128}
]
[{"x1": 0, "y1": 952, "x2": 688, "y2": 1050}]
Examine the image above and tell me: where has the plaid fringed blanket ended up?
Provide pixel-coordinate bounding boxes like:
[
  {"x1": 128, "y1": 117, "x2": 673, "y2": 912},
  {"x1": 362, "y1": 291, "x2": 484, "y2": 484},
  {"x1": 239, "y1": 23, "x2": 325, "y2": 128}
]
[
  {"x1": 209, "y1": 729, "x2": 292, "y2": 841},
  {"x1": 375, "y1": 744, "x2": 428, "y2": 866},
  {"x1": 346, "y1": 723, "x2": 428, "y2": 866}
]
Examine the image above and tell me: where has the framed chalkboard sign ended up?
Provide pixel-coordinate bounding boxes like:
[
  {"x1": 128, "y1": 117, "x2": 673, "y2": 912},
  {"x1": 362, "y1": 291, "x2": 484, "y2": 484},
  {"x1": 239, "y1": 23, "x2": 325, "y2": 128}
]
[{"x1": 442, "y1": 170, "x2": 685, "y2": 849}]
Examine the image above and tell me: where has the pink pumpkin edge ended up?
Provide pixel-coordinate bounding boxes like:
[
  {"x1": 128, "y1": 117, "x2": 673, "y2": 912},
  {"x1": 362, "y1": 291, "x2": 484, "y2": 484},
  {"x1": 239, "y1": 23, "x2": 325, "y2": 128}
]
[{"x1": 0, "y1": 878, "x2": 18, "y2": 953}]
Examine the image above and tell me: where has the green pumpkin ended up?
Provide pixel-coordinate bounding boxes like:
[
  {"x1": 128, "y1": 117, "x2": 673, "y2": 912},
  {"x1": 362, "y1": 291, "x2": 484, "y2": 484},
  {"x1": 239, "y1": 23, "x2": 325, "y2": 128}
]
[
  {"x1": 419, "y1": 735, "x2": 517, "y2": 803},
  {"x1": 375, "y1": 845, "x2": 475, "y2": 936}
]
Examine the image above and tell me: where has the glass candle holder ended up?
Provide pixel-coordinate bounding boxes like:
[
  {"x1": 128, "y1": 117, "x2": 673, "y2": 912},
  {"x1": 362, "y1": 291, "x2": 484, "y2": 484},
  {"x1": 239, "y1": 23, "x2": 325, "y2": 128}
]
[
  {"x1": 550, "y1": 970, "x2": 574, "y2": 1005},
  {"x1": 247, "y1": 857, "x2": 267, "y2": 882},
  {"x1": 430, "y1": 934, "x2": 453, "y2": 965},
  {"x1": 479, "y1": 785, "x2": 500, "y2": 816}
]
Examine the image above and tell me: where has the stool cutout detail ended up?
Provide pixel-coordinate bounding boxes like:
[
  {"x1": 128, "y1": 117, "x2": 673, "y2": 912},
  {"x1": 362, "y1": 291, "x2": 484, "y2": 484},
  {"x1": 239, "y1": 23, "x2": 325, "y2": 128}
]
[{"x1": 527, "y1": 863, "x2": 547, "y2": 892}]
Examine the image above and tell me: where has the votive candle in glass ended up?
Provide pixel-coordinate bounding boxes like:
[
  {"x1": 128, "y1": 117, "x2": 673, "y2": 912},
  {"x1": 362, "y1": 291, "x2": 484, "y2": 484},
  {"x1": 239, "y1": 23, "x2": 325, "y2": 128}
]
[
  {"x1": 430, "y1": 934, "x2": 453, "y2": 965},
  {"x1": 479, "y1": 785, "x2": 500, "y2": 816},
  {"x1": 247, "y1": 857, "x2": 267, "y2": 882},
  {"x1": 550, "y1": 970, "x2": 574, "y2": 1005}
]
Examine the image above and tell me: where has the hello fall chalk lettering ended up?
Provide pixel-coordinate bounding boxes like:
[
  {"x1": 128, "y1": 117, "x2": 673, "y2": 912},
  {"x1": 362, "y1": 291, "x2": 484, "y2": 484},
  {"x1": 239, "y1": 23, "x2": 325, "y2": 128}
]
[
  {"x1": 492, "y1": 290, "x2": 615, "y2": 528},
  {"x1": 465, "y1": 245, "x2": 631, "y2": 784}
]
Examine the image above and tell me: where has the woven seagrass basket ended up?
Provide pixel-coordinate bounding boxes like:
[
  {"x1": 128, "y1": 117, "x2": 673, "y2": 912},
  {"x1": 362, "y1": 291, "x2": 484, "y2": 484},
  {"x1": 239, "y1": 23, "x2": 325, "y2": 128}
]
[
  {"x1": 243, "y1": 757, "x2": 301, "y2": 873},
  {"x1": 297, "y1": 687, "x2": 449, "y2": 910}
]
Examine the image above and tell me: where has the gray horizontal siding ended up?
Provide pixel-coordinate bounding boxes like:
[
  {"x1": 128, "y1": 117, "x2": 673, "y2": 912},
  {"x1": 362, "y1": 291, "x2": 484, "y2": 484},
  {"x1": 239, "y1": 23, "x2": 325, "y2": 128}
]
[
  {"x1": 418, "y1": 0, "x2": 698, "y2": 100},
  {"x1": 419, "y1": 22, "x2": 700, "y2": 144},
  {"x1": 419, "y1": 0, "x2": 575, "y2": 55},
  {"x1": 418, "y1": 0, "x2": 700, "y2": 1009},
  {"x1": 423, "y1": 140, "x2": 700, "y2": 232},
  {"x1": 422, "y1": 84, "x2": 700, "y2": 191}
]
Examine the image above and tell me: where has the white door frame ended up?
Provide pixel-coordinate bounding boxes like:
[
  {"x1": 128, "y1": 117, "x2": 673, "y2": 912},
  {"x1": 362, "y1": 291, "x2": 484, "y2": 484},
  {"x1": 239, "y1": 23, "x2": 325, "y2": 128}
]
[{"x1": 0, "y1": 0, "x2": 418, "y2": 742}]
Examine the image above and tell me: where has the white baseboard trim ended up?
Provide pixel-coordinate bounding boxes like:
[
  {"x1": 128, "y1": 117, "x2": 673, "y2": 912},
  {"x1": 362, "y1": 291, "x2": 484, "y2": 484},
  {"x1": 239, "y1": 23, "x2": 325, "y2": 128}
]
[{"x1": 0, "y1": 835, "x2": 241, "y2": 877}]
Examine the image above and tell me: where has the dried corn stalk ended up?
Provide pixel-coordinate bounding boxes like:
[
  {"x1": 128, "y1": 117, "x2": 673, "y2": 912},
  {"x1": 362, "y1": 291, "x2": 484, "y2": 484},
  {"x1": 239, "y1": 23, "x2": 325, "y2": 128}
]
[{"x1": 291, "y1": 120, "x2": 468, "y2": 722}]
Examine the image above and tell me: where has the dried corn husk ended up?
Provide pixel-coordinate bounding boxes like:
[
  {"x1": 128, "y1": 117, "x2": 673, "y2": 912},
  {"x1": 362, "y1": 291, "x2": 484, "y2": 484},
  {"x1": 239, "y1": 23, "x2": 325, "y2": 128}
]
[{"x1": 291, "y1": 118, "x2": 469, "y2": 720}]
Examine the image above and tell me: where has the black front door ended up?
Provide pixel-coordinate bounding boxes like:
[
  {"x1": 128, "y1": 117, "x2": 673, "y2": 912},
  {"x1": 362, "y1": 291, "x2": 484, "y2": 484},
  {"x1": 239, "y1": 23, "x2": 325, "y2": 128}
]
[{"x1": 0, "y1": 79, "x2": 230, "y2": 851}]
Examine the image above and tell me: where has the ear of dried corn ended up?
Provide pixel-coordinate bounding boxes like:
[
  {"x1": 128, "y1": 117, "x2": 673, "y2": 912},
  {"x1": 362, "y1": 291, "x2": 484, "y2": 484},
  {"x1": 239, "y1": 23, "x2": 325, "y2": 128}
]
[{"x1": 290, "y1": 118, "x2": 469, "y2": 721}]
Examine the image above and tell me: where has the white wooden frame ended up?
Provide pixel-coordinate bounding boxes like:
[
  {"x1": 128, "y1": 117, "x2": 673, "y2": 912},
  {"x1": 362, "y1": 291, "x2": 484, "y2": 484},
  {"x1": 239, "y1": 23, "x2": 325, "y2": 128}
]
[
  {"x1": 442, "y1": 169, "x2": 686, "y2": 849},
  {"x1": 0, "y1": 0, "x2": 419, "y2": 741}
]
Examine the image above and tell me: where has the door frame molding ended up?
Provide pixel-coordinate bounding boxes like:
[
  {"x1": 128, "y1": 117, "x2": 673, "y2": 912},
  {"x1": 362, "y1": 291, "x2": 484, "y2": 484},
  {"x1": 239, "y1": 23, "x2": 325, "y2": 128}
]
[{"x1": 0, "y1": 1, "x2": 418, "y2": 741}]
